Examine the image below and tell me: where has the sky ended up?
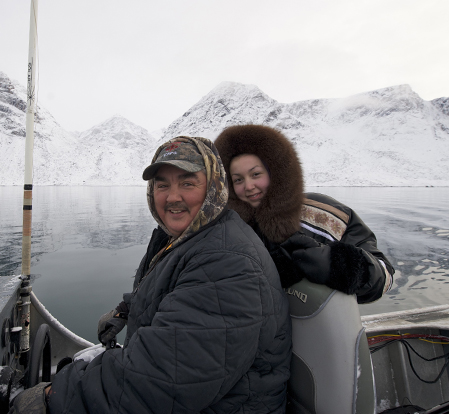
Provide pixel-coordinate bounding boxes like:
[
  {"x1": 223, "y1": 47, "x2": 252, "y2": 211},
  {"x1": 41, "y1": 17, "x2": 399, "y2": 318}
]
[{"x1": 1, "y1": 0, "x2": 448, "y2": 134}]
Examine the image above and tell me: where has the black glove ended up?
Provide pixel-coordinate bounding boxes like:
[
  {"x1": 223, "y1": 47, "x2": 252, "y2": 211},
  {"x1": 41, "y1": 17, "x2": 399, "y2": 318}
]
[
  {"x1": 281, "y1": 232, "x2": 369, "y2": 295},
  {"x1": 281, "y1": 232, "x2": 331, "y2": 287},
  {"x1": 8, "y1": 382, "x2": 51, "y2": 414},
  {"x1": 269, "y1": 245, "x2": 301, "y2": 288},
  {"x1": 281, "y1": 232, "x2": 322, "y2": 253},
  {"x1": 263, "y1": 236, "x2": 304, "y2": 288},
  {"x1": 97, "y1": 301, "x2": 128, "y2": 345}
]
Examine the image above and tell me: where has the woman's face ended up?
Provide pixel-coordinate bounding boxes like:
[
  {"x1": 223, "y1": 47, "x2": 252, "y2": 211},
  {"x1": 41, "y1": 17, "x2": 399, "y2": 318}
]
[{"x1": 230, "y1": 154, "x2": 270, "y2": 208}]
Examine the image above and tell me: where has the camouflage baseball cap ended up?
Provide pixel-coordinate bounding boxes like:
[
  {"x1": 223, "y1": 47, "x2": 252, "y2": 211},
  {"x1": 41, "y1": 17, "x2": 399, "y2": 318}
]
[{"x1": 142, "y1": 141, "x2": 205, "y2": 180}]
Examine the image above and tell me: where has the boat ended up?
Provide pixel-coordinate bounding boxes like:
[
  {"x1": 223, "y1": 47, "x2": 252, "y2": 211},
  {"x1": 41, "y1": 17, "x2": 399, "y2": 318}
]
[
  {"x1": 363, "y1": 305, "x2": 449, "y2": 413},
  {"x1": 285, "y1": 278, "x2": 449, "y2": 414},
  {"x1": 1, "y1": 1, "x2": 449, "y2": 413},
  {"x1": 0, "y1": 275, "x2": 93, "y2": 411},
  {"x1": 3, "y1": 276, "x2": 449, "y2": 413}
]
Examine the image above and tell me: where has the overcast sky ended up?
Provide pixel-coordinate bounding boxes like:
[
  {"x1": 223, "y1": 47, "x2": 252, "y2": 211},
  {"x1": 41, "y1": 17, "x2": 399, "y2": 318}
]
[{"x1": 1, "y1": 0, "x2": 448, "y2": 133}]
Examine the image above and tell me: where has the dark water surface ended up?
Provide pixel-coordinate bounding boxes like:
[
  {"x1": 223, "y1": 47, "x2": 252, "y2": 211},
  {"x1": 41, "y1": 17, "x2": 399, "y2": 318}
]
[{"x1": 1, "y1": 186, "x2": 448, "y2": 343}]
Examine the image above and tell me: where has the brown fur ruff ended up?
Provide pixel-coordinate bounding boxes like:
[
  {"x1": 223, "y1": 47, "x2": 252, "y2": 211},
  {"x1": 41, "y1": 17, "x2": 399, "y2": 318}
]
[{"x1": 215, "y1": 125, "x2": 304, "y2": 243}]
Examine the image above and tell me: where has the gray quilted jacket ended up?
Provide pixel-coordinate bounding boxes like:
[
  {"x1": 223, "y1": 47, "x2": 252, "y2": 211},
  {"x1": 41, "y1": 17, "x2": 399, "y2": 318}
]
[{"x1": 48, "y1": 137, "x2": 291, "y2": 413}]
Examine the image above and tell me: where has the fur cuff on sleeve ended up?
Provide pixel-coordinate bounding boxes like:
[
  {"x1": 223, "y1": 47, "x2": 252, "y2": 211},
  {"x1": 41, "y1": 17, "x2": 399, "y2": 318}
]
[{"x1": 328, "y1": 242, "x2": 370, "y2": 295}]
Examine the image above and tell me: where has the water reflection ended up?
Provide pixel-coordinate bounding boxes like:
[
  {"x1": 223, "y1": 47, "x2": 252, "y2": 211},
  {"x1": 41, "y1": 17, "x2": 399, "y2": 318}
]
[
  {"x1": 320, "y1": 187, "x2": 449, "y2": 315},
  {"x1": 0, "y1": 186, "x2": 448, "y2": 342},
  {"x1": 0, "y1": 186, "x2": 156, "y2": 274},
  {"x1": 0, "y1": 186, "x2": 157, "y2": 342}
]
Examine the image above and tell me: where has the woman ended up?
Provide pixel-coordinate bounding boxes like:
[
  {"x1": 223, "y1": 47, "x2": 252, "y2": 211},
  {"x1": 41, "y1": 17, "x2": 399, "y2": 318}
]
[{"x1": 215, "y1": 124, "x2": 394, "y2": 303}]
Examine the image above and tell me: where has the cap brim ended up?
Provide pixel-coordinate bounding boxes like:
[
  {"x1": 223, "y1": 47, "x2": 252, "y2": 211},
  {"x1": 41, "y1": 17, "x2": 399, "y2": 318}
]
[{"x1": 142, "y1": 160, "x2": 204, "y2": 180}]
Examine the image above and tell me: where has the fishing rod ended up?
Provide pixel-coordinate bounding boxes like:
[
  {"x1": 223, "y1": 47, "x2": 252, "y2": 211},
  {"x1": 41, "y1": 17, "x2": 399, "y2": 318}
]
[{"x1": 19, "y1": 0, "x2": 39, "y2": 366}]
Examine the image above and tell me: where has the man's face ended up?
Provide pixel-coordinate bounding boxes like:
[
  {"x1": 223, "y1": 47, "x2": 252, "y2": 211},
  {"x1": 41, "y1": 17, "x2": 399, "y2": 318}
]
[{"x1": 153, "y1": 164, "x2": 207, "y2": 238}]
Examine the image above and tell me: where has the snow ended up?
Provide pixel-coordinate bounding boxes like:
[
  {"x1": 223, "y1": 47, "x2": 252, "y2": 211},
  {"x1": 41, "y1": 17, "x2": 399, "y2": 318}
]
[
  {"x1": 1, "y1": 72, "x2": 448, "y2": 186},
  {"x1": 377, "y1": 399, "x2": 393, "y2": 412},
  {"x1": 9, "y1": 385, "x2": 24, "y2": 401},
  {"x1": 0, "y1": 367, "x2": 7, "y2": 397},
  {"x1": 0, "y1": 275, "x2": 22, "y2": 308}
]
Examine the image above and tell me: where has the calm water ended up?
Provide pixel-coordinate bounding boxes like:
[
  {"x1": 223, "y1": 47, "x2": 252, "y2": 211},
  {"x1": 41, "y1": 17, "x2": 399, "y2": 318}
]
[{"x1": 1, "y1": 186, "x2": 448, "y2": 343}]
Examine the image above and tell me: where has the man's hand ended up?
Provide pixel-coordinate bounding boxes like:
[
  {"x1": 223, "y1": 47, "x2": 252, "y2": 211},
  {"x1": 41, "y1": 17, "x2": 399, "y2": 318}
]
[{"x1": 97, "y1": 306, "x2": 127, "y2": 346}]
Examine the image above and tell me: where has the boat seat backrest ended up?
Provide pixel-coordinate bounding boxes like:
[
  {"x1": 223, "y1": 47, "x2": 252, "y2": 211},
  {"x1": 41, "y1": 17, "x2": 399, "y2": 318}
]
[{"x1": 285, "y1": 279, "x2": 376, "y2": 414}]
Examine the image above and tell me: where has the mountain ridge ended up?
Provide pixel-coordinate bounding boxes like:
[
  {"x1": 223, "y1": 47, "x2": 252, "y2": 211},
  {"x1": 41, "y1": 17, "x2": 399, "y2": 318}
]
[{"x1": 1, "y1": 72, "x2": 448, "y2": 186}]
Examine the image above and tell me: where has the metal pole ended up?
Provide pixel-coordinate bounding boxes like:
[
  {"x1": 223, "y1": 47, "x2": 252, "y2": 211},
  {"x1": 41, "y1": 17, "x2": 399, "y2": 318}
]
[{"x1": 20, "y1": 0, "x2": 39, "y2": 361}]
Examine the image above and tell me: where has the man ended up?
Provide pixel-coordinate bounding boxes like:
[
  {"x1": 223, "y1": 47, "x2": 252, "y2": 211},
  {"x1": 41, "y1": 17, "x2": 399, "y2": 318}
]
[{"x1": 11, "y1": 137, "x2": 291, "y2": 413}]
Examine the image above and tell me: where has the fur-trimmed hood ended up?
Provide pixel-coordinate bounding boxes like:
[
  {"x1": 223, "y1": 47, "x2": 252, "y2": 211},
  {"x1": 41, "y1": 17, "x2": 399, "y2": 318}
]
[{"x1": 215, "y1": 125, "x2": 304, "y2": 243}]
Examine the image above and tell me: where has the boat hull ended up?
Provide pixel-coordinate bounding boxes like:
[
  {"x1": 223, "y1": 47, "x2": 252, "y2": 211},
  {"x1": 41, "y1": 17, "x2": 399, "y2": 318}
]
[
  {"x1": 363, "y1": 306, "x2": 449, "y2": 412},
  {"x1": 2, "y1": 275, "x2": 449, "y2": 413},
  {"x1": 0, "y1": 276, "x2": 93, "y2": 407}
]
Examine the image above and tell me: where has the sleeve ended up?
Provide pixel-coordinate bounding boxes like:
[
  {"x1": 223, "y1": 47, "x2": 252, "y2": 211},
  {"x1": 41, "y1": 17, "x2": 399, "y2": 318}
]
[
  {"x1": 48, "y1": 249, "x2": 273, "y2": 414},
  {"x1": 295, "y1": 193, "x2": 394, "y2": 304},
  {"x1": 339, "y1": 207, "x2": 394, "y2": 303}
]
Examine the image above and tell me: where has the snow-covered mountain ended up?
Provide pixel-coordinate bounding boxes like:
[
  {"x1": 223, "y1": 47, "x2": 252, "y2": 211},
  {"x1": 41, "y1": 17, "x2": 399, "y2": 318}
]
[
  {"x1": 1, "y1": 71, "x2": 78, "y2": 185},
  {"x1": 163, "y1": 82, "x2": 449, "y2": 186},
  {"x1": 75, "y1": 115, "x2": 159, "y2": 185},
  {"x1": 1, "y1": 72, "x2": 448, "y2": 186},
  {"x1": 0, "y1": 71, "x2": 159, "y2": 185}
]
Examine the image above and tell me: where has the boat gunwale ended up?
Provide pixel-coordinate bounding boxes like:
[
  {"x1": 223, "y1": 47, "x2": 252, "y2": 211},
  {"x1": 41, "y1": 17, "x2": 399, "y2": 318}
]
[
  {"x1": 31, "y1": 291, "x2": 94, "y2": 348},
  {"x1": 362, "y1": 304, "x2": 449, "y2": 334}
]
